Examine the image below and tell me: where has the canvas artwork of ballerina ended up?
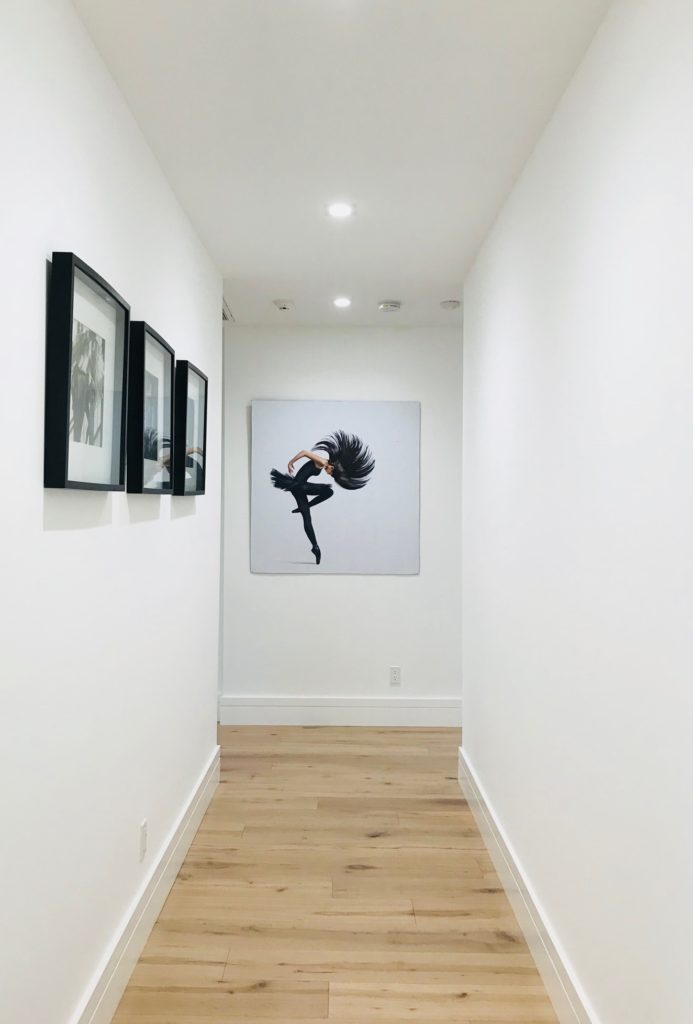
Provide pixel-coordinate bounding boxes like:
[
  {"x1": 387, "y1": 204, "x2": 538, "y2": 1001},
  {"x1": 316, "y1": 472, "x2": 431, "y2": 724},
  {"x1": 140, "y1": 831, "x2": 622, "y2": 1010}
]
[{"x1": 250, "y1": 399, "x2": 420, "y2": 575}]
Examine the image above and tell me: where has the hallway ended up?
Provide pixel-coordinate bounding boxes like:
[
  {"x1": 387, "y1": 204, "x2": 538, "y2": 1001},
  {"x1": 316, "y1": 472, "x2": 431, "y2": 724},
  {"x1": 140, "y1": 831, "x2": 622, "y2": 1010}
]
[
  {"x1": 114, "y1": 728, "x2": 556, "y2": 1022},
  {"x1": 7, "y1": 1, "x2": 692, "y2": 1019}
]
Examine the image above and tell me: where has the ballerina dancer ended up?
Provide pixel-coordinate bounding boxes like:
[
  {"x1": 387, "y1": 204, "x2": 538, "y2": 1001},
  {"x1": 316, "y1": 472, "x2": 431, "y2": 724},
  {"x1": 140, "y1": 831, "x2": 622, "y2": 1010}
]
[{"x1": 270, "y1": 430, "x2": 375, "y2": 564}]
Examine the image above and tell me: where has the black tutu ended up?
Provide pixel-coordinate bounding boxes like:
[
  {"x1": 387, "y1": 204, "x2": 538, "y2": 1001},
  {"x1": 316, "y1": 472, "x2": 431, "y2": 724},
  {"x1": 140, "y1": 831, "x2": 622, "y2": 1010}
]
[{"x1": 270, "y1": 469, "x2": 296, "y2": 491}]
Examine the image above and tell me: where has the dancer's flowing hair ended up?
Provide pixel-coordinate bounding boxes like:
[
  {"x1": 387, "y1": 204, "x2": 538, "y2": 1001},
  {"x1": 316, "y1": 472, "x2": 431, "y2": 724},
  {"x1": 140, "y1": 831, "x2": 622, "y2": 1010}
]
[{"x1": 313, "y1": 430, "x2": 375, "y2": 490}]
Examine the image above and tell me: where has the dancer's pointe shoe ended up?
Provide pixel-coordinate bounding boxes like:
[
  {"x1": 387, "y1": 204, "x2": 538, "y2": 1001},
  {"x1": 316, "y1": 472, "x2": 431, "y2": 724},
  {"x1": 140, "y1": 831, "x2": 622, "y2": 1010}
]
[{"x1": 312, "y1": 546, "x2": 321, "y2": 565}]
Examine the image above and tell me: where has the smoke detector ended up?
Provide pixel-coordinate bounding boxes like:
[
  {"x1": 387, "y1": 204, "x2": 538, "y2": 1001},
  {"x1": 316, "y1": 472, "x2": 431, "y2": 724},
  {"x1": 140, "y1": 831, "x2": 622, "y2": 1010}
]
[
  {"x1": 378, "y1": 301, "x2": 402, "y2": 312},
  {"x1": 440, "y1": 299, "x2": 461, "y2": 310},
  {"x1": 273, "y1": 299, "x2": 295, "y2": 312}
]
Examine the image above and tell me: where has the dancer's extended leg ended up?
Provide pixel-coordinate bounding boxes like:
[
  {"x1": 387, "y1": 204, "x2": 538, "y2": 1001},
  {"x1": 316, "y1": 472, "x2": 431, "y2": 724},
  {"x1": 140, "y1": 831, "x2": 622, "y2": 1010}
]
[{"x1": 291, "y1": 483, "x2": 333, "y2": 512}]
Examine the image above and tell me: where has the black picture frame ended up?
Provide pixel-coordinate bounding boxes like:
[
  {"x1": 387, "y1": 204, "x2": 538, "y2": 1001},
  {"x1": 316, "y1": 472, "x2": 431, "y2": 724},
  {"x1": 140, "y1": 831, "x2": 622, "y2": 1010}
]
[
  {"x1": 173, "y1": 361, "x2": 208, "y2": 496},
  {"x1": 127, "y1": 322, "x2": 175, "y2": 494},
  {"x1": 44, "y1": 252, "x2": 129, "y2": 490}
]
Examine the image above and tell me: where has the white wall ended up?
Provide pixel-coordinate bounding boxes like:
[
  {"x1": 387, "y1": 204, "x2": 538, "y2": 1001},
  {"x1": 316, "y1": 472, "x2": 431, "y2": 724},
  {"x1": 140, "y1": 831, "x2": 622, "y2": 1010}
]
[
  {"x1": 0, "y1": 2, "x2": 222, "y2": 1022},
  {"x1": 222, "y1": 326, "x2": 462, "y2": 724},
  {"x1": 462, "y1": 1, "x2": 693, "y2": 1021}
]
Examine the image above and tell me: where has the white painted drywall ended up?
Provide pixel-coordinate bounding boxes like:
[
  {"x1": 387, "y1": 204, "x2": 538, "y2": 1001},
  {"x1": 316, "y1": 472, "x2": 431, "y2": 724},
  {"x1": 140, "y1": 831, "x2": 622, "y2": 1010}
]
[
  {"x1": 462, "y1": 1, "x2": 693, "y2": 1021},
  {"x1": 0, "y1": 2, "x2": 221, "y2": 1022},
  {"x1": 222, "y1": 326, "x2": 462, "y2": 721}
]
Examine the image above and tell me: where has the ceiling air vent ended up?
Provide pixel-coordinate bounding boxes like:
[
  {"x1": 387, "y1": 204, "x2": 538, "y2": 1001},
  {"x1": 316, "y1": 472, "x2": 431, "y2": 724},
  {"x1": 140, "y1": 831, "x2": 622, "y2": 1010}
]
[{"x1": 222, "y1": 299, "x2": 235, "y2": 322}]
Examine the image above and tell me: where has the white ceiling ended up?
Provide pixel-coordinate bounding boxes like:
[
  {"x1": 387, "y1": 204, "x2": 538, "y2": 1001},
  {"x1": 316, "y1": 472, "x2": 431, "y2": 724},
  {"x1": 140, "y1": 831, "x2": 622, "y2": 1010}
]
[{"x1": 73, "y1": 0, "x2": 609, "y2": 327}]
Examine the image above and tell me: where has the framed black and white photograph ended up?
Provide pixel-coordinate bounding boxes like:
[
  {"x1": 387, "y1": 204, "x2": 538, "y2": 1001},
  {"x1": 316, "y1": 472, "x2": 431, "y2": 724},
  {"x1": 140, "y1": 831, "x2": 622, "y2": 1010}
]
[
  {"x1": 127, "y1": 322, "x2": 174, "y2": 493},
  {"x1": 173, "y1": 361, "x2": 208, "y2": 495},
  {"x1": 44, "y1": 252, "x2": 129, "y2": 490},
  {"x1": 250, "y1": 400, "x2": 420, "y2": 575}
]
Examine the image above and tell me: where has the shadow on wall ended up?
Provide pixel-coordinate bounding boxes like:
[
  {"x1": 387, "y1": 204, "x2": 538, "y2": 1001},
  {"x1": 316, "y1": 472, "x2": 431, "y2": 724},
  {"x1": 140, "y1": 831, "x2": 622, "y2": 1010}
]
[
  {"x1": 171, "y1": 496, "x2": 197, "y2": 519},
  {"x1": 43, "y1": 489, "x2": 112, "y2": 531},
  {"x1": 42, "y1": 491, "x2": 197, "y2": 529},
  {"x1": 126, "y1": 494, "x2": 162, "y2": 524}
]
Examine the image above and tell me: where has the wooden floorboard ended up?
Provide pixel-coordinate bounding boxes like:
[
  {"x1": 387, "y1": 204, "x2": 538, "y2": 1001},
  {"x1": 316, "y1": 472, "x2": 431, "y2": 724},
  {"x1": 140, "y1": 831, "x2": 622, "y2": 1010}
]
[{"x1": 113, "y1": 726, "x2": 557, "y2": 1023}]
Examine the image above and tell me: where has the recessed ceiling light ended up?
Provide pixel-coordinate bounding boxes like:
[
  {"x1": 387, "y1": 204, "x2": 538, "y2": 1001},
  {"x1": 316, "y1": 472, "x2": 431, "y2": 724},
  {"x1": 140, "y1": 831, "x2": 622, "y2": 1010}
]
[
  {"x1": 333, "y1": 296, "x2": 351, "y2": 309},
  {"x1": 440, "y1": 299, "x2": 461, "y2": 310},
  {"x1": 378, "y1": 301, "x2": 401, "y2": 312},
  {"x1": 327, "y1": 201, "x2": 355, "y2": 219}
]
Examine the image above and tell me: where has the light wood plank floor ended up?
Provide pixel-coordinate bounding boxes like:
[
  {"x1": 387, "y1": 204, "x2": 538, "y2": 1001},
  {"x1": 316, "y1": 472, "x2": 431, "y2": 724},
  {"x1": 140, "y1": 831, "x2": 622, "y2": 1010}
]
[{"x1": 113, "y1": 726, "x2": 557, "y2": 1023}]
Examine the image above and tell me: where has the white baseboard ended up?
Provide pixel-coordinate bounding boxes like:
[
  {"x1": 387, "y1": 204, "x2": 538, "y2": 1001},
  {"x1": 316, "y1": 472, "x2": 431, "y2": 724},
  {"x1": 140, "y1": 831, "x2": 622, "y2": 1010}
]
[
  {"x1": 458, "y1": 747, "x2": 598, "y2": 1024},
  {"x1": 71, "y1": 746, "x2": 220, "y2": 1024},
  {"x1": 219, "y1": 696, "x2": 462, "y2": 727}
]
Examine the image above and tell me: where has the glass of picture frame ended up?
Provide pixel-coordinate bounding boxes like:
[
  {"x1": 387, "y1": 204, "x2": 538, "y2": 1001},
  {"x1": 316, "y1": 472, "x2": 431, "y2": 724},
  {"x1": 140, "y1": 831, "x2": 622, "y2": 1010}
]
[
  {"x1": 127, "y1": 322, "x2": 175, "y2": 494},
  {"x1": 173, "y1": 361, "x2": 208, "y2": 495},
  {"x1": 44, "y1": 252, "x2": 129, "y2": 490}
]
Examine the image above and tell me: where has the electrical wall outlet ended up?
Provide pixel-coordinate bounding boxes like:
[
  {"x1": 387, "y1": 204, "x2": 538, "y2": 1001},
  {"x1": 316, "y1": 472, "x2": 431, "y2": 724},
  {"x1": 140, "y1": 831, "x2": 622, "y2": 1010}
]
[
  {"x1": 139, "y1": 819, "x2": 148, "y2": 862},
  {"x1": 389, "y1": 666, "x2": 402, "y2": 687}
]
